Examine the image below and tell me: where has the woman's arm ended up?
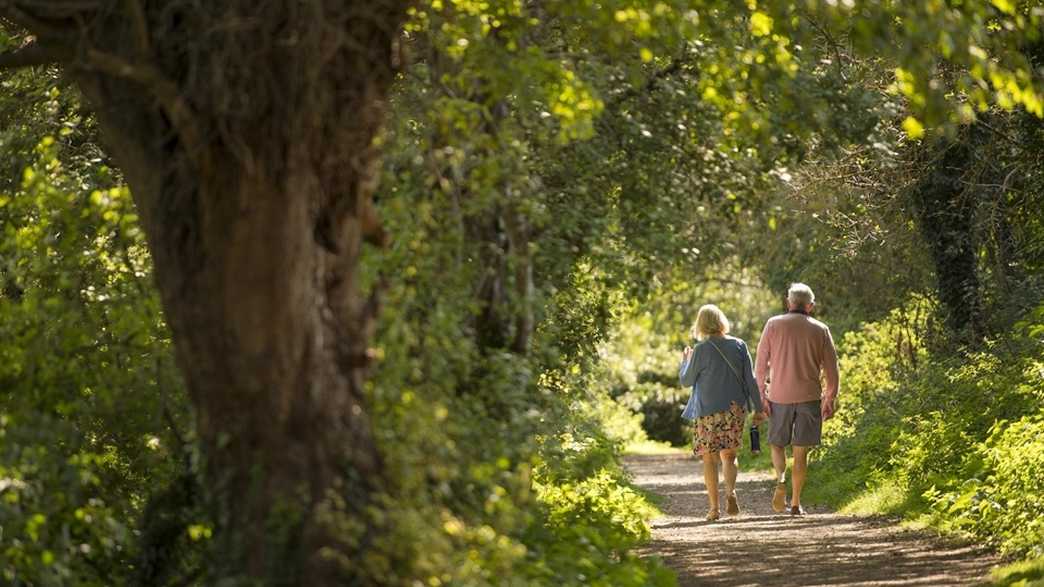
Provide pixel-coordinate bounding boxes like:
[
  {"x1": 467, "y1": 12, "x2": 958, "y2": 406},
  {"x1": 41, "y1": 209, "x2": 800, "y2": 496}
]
[{"x1": 679, "y1": 344, "x2": 701, "y2": 387}]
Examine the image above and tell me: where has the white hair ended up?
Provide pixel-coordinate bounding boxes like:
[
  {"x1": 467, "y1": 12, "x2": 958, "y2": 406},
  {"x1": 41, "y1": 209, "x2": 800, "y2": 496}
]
[{"x1": 787, "y1": 283, "x2": 815, "y2": 308}]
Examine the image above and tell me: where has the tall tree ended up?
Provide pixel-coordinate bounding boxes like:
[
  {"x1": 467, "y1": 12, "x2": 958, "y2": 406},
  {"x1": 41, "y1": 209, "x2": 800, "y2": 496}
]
[
  {"x1": 1, "y1": 2, "x2": 408, "y2": 583},
  {"x1": 909, "y1": 128, "x2": 987, "y2": 339}
]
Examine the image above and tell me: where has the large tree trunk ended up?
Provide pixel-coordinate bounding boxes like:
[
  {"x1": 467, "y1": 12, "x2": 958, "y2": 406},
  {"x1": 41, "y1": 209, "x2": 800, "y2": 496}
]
[
  {"x1": 133, "y1": 160, "x2": 386, "y2": 582},
  {"x1": 2, "y1": 2, "x2": 408, "y2": 583}
]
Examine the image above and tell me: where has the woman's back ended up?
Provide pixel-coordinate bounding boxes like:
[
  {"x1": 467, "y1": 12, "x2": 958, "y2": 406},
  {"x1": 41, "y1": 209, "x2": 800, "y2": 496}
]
[{"x1": 680, "y1": 335, "x2": 758, "y2": 418}]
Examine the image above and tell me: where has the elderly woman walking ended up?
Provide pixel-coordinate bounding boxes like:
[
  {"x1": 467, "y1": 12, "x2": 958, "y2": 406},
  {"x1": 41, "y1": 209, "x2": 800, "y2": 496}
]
[{"x1": 680, "y1": 304, "x2": 766, "y2": 520}]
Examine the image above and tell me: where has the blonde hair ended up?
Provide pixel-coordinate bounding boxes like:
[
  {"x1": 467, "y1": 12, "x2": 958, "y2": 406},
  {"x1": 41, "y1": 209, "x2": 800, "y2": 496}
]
[{"x1": 691, "y1": 304, "x2": 730, "y2": 340}]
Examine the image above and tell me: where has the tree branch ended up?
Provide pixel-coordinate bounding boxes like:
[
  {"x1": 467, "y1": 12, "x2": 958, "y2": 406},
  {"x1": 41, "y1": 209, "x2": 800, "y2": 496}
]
[
  {"x1": 605, "y1": 53, "x2": 696, "y2": 110},
  {"x1": 0, "y1": 40, "x2": 68, "y2": 69},
  {"x1": 800, "y1": 9, "x2": 848, "y2": 82},
  {"x1": 81, "y1": 48, "x2": 210, "y2": 174},
  {"x1": 123, "y1": 0, "x2": 149, "y2": 54},
  {"x1": 10, "y1": 0, "x2": 99, "y2": 19},
  {"x1": 0, "y1": 2, "x2": 78, "y2": 37}
]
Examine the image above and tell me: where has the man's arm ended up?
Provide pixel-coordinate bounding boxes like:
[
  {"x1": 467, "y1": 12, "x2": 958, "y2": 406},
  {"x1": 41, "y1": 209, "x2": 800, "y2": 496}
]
[
  {"x1": 740, "y1": 341, "x2": 764, "y2": 414},
  {"x1": 754, "y1": 322, "x2": 772, "y2": 403},
  {"x1": 821, "y1": 326, "x2": 840, "y2": 418}
]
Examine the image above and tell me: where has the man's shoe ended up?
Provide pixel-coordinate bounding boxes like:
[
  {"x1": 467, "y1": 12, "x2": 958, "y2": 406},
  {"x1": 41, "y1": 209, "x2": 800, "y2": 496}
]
[
  {"x1": 772, "y1": 483, "x2": 786, "y2": 513},
  {"x1": 726, "y1": 493, "x2": 740, "y2": 516},
  {"x1": 789, "y1": 505, "x2": 807, "y2": 516}
]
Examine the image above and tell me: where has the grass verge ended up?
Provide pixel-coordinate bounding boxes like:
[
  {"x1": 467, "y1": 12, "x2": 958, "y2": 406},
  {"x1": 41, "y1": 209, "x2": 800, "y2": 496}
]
[{"x1": 992, "y1": 558, "x2": 1044, "y2": 587}]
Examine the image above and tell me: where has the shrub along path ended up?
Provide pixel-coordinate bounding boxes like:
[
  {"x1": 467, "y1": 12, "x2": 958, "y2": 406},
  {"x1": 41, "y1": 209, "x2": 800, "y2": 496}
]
[{"x1": 626, "y1": 452, "x2": 999, "y2": 586}]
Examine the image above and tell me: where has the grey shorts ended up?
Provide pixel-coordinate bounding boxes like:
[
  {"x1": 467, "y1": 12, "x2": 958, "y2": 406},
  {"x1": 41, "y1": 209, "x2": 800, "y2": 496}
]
[{"x1": 768, "y1": 400, "x2": 822, "y2": 447}]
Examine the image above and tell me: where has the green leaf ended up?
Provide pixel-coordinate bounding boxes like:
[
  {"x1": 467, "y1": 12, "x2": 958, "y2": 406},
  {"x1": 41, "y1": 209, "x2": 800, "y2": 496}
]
[
  {"x1": 750, "y1": 12, "x2": 773, "y2": 37},
  {"x1": 990, "y1": 0, "x2": 1016, "y2": 15},
  {"x1": 901, "y1": 116, "x2": 925, "y2": 140}
]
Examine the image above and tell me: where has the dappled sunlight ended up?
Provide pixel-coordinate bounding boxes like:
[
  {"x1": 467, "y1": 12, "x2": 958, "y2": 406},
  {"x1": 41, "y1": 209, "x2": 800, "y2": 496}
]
[
  {"x1": 1, "y1": 0, "x2": 1041, "y2": 583},
  {"x1": 628, "y1": 453, "x2": 1000, "y2": 586}
]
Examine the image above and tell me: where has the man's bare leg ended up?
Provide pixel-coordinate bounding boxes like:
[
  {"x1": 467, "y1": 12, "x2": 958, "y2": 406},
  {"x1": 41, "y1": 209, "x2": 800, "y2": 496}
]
[
  {"x1": 791, "y1": 445, "x2": 811, "y2": 509},
  {"x1": 702, "y1": 451, "x2": 720, "y2": 518},
  {"x1": 770, "y1": 444, "x2": 788, "y2": 512},
  {"x1": 772, "y1": 440, "x2": 785, "y2": 482}
]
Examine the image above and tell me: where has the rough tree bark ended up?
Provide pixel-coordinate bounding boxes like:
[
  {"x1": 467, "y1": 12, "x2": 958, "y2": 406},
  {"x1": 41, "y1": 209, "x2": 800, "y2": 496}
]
[{"x1": 1, "y1": 2, "x2": 409, "y2": 583}]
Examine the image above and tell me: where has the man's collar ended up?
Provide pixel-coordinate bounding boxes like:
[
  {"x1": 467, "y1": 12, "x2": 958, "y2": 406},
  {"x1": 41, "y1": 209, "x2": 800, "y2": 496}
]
[{"x1": 787, "y1": 308, "x2": 809, "y2": 316}]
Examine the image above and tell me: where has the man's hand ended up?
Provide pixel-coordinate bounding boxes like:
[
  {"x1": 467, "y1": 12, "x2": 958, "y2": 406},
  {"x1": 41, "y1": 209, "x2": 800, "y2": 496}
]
[
  {"x1": 762, "y1": 395, "x2": 772, "y2": 416},
  {"x1": 681, "y1": 345, "x2": 693, "y2": 362},
  {"x1": 821, "y1": 396, "x2": 836, "y2": 421},
  {"x1": 752, "y1": 411, "x2": 768, "y2": 426}
]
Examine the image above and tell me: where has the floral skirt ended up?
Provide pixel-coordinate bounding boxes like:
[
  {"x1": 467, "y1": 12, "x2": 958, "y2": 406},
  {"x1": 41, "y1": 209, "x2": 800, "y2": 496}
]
[{"x1": 692, "y1": 401, "x2": 746, "y2": 456}]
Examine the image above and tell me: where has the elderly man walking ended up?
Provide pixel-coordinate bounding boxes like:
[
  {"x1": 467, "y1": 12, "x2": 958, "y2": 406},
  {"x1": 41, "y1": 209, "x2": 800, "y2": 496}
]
[{"x1": 755, "y1": 283, "x2": 840, "y2": 515}]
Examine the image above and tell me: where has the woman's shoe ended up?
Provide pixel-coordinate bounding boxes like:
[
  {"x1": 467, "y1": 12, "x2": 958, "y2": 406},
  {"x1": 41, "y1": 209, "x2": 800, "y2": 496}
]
[
  {"x1": 725, "y1": 493, "x2": 740, "y2": 516},
  {"x1": 772, "y1": 483, "x2": 786, "y2": 513},
  {"x1": 706, "y1": 509, "x2": 721, "y2": 521}
]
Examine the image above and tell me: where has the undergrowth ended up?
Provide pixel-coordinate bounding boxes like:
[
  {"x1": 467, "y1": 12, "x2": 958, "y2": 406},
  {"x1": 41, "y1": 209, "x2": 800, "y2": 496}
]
[{"x1": 804, "y1": 299, "x2": 1044, "y2": 584}]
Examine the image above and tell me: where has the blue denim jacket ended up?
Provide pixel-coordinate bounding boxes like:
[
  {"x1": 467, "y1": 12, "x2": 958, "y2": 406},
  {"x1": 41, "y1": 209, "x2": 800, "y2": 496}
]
[{"x1": 680, "y1": 335, "x2": 763, "y2": 421}]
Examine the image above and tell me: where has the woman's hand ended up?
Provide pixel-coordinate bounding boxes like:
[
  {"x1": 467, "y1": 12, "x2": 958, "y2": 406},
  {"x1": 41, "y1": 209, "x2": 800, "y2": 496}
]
[{"x1": 681, "y1": 345, "x2": 693, "y2": 362}]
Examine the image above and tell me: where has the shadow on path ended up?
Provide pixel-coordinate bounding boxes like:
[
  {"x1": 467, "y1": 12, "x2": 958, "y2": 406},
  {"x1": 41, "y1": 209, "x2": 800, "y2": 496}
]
[{"x1": 625, "y1": 452, "x2": 998, "y2": 586}]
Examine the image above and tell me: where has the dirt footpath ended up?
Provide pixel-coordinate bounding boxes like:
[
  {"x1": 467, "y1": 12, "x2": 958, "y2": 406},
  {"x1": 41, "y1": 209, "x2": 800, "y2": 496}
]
[{"x1": 625, "y1": 452, "x2": 999, "y2": 586}]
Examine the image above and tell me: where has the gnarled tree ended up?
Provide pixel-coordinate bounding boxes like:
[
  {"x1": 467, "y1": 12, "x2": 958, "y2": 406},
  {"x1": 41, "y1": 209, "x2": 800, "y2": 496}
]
[{"x1": 1, "y1": 1, "x2": 408, "y2": 583}]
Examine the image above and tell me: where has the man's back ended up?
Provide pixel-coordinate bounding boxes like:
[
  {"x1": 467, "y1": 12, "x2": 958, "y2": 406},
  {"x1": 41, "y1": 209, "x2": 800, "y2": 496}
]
[{"x1": 755, "y1": 312, "x2": 839, "y2": 404}]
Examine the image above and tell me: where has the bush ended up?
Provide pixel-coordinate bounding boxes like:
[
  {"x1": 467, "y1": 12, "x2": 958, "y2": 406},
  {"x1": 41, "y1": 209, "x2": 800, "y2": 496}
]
[
  {"x1": 0, "y1": 139, "x2": 192, "y2": 584},
  {"x1": 528, "y1": 461, "x2": 675, "y2": 587},
  {"x1": 0, "y1": 416, "x2": 135, "y2": 585},
  {"x1": 993, "y1": 556, "x2": 1044, "y2": 587},
  {"x1": 808, "y1": 298, "x2": 1044, "y2": 562},
  {"x1": 616, "y1": 382, "x2": 690, "y2": 446},
  {"x1": 926, "y1": 415, "x2": 1044, "y2": 558},
  {"x1": 807, "y1": 300, "x2": 932, "y2": 509}
]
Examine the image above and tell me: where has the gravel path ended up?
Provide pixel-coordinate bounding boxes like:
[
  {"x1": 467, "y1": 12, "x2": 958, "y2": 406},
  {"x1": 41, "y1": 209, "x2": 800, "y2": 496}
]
[{"x1": 625, "y1": 452, "x2": 999, "y2": 586}]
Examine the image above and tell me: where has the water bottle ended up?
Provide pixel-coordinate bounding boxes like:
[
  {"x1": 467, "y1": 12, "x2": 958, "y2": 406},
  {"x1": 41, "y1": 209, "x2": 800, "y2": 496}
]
[{"x1": 750, "y1": 424, "x2": 761, "y2": 455}]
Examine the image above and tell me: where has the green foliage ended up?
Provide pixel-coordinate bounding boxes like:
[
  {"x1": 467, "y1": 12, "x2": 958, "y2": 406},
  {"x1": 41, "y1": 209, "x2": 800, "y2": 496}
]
[
  {"x1": 530, "y1": 466, "x2": 674, "y2": 587},
  {"x1": 353, "y1": 206, "x2": 674, "y2": 585},
  {"x1": 594, "y1": 263, "x2": 778, "y2": 447},
  {"x1": 0, "y1": 135, "x2": 193, "y2": 583},
  {"x1": 348, "y1": 26, "x2": 687, "y2": 575},
  {"x1": 926, "y1": 414, "x2": 1044, "y2": 557},
  {"x1": 806, "y1": 298, "x2": 1044, "y2": 562},
  {"x1": 993, "y1": 556, "x2": 1044, "y2": 587},
  {"x1": 792, "y1": 0, "x2": 1044, "y2": 130},
  {"x1": 2, "y1": 0, "x2": 1043, "y2": 583},
  {"x1": 616, "y1": 383, "x2": 689, "y2": 446},
  {"x1": 596, "y1": 313, "x2": 688, "y2": 446},
  {"x1": 0, "y1": 416, "x2": 135, "y2": 585}
]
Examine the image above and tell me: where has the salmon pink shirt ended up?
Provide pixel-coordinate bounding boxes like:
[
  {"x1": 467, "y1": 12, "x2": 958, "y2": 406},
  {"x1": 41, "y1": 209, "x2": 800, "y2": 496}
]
[{"x1": 755, "y1": 311, "x2": 840, "y2": 405}]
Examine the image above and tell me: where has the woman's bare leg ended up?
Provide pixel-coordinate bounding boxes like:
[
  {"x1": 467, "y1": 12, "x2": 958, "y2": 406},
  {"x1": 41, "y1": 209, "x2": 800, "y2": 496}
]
[
  {"x1": 702, "y1": 451, "x2": 719, "y2": 514},
  {"x1": 719, "y1": 448, "x2": 738, "y2": 496}
]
